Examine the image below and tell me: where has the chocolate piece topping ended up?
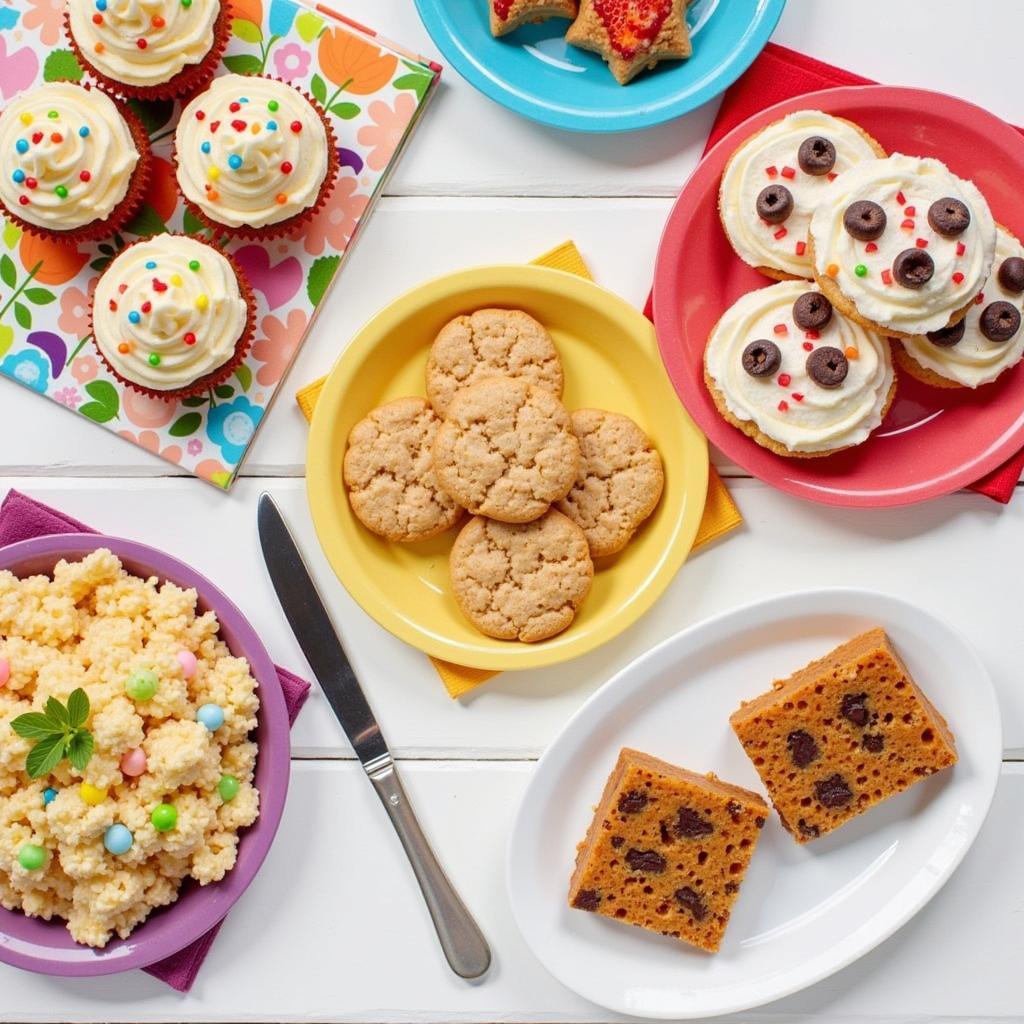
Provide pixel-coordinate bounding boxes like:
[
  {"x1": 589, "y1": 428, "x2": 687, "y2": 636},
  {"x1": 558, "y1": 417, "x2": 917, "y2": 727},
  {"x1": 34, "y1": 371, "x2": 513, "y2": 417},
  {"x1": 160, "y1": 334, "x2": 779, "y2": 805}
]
[
  {"x1": 797, "y1": 135, "x2": 836, "y2": 176},
  {"x1": 787, "y1": 729, "x2": 820, "y2": 768},
  {"x1": 674, "y1": 886, "x2": 707, "y2": 921},
  {"x1": 926, "y1": 319, "x2": 966, "y2": 347},
  {"x1": 798, "y1": 819, "x2": 821, "y2": 839},
  {"x1": 674, "y1": 806, "x2": 714, "y2": 839},
  {"x1": 815, "y1": 773, "x2": 854, "y2": 808},
  {"x1": 806, "y1": 346, "x2": 849, "y2": 388},
  {"x1": 793, "y1": 291, "x2": 833, "y2": 330},
  {"x1": 840, "y1": 692, "x2": 870, "y2": 727},
  {"x1": 862, "y1": 734, "x2": 885, "y2": 753},
  {"x1": 610, "y1": 835, "x2": 624, "y2": 848},
  {"x1": 843, "y1": 200, "x2": 886, "y2": 241},
  {"x1": 998, "y1": 256, "x2": 1024, "y2": 294},
  {"x1": 573, "y1": 889, "x2": 601, "y2": 911},
  {"x1": 979, "y1": 300, "x2": 1021, "y2": 343},
  {"x1": 617, "y1": 789, "x2": 648, "y2": 814},
  {"x1": 742, "y1": 339, "x2": 781, "y2": 377},
  {"x1": 757, "y1": 184, "x2": 793, "y2": 224},
  {"x1": 927, "y1": 197, "x2": 971, "y2": 237},
  {"x1": 893, "y1": 248, "x2": 935, "y2": 289},
  {"x1": 625, "y1": 848, "x2": 667, "y2": 874}
]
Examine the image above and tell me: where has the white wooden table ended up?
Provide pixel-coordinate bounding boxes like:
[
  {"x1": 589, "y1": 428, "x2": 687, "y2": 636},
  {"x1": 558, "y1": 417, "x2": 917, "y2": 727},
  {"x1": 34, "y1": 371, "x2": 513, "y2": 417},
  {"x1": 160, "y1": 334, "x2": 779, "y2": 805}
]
[{"x1": 3, "y1": 1, "x2": 1023, "y2": 1020}]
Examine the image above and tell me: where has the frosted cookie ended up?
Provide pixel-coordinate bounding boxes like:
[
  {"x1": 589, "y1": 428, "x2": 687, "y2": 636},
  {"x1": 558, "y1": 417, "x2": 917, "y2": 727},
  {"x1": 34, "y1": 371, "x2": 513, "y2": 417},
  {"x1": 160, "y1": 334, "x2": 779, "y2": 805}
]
[
  {"x1": 425, "y1": 308, "x2": 564, "y2": 416},
  {"x1": 490, "y1": 0, "x2": 578, "y2": 37},
  {"x1": 344, "y1": 397, "x2": 464, "y2": 543},
  {"x1": 808, "y1": 154, "x2": 997, "y2": 338},
  {"x1": 566, "y1": 0, "x2": 690, "y2": 85},
  {"x1": 704, "y1": 281, "x2": 895, "y2": 457},
  {"x1": 719, "y1": 110, "x2": 886, "y2": 281},
  {"x1": 433, "y1": 376, "x2": 580, "y2": 523},
  {"x1": 897, "y1": 225, "x2": 1024, "y2": 388},
  {"x1": 449, "y1": 510, "x2": 593, "y2": 642},
  {"x1": 556, "y1": 409, "x2": 664, "y2": 557}
]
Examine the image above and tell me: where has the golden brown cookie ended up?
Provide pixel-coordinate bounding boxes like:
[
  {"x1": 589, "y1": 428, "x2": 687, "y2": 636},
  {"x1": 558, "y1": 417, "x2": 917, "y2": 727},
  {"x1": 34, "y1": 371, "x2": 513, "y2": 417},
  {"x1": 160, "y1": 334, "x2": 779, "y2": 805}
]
[
  {"x1": 555, "y1": 409, "x2": 664, "y2": 557},
  {"x1": 343, "y1": 396, "x2": 464, "y2": 542},
  {"x1": 489, "y1": 0, "x2": 578, "y2": 37},
  {"x1": 433, "y1": 376, "x2": 580, "y2": 523},
  {"x1": 449, "y1": 510, "x2": 593, "y2": 642},
  {"x1": 892, "y1": 342, "x2": 961, "y2": 389},
  {"x1": 425, "y1": 307, "x2": 564, "y2": 416}
]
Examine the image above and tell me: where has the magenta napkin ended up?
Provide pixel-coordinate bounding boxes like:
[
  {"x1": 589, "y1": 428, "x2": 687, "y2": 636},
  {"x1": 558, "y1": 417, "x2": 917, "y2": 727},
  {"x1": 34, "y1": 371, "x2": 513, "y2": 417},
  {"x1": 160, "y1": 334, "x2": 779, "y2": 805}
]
[{"x1": 0, "y1": 488, "x2": 310, "y2": 992}]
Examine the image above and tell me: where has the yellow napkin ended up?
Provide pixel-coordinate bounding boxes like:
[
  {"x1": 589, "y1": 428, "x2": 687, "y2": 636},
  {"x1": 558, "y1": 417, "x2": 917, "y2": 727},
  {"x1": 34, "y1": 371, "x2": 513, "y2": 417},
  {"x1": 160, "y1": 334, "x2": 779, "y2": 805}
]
[{"x1": 296, "y1": 242, "x2": 742, "y2": 697}]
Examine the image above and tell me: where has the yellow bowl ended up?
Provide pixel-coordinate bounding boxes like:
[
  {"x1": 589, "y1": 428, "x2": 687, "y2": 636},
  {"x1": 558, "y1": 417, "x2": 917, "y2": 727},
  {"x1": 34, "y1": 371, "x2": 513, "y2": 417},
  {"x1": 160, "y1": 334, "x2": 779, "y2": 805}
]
[{"x1": 306, "y1": 264, "x2": 709, "y2": 671}]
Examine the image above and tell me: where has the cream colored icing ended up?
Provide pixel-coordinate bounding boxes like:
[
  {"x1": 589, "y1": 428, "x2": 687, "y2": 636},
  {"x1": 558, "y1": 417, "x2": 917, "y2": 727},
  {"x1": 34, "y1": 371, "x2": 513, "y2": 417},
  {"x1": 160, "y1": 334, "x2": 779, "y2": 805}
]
[
  {"x1": 706, "y1": 280, "x2": 893, "y2": 453},
  {"x1": 175, "y1": 74, "x2": 328, "y2": 229},
  {"x1": 720, "y1": 110, "x2": 882, "y2": 279},
  {"x1": 93, "y1": 236, "x2": 247, "y2": 390},
  {"x1": 69, "y1": 0, "x2": 220, "y2": 88},
  {"x1": 901, "y1": 226, "x2": 1024, "y2": 387},
  {"x1": 809, "y1": 153, "x2": 996, "y2": 335},
  {"x1": 0, "y1": 83, "x2": 137, "y2": 230}
]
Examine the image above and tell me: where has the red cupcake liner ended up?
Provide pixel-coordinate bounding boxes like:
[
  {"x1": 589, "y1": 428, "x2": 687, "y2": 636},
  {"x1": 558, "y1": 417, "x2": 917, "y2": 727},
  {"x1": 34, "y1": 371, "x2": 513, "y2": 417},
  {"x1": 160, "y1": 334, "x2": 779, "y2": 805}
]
[
  {"x1": 0, "y1": 82, "x2": 153, "y2": 245},
  {"x1": 89, "y1": 233, "x2": 257, "y2": 402},
  {"x1": 172, "y1": 74, "x2": 340, "y2": 242},
  {"x1": 64, "y1": 1, "x2": 230, "y2": 103}
]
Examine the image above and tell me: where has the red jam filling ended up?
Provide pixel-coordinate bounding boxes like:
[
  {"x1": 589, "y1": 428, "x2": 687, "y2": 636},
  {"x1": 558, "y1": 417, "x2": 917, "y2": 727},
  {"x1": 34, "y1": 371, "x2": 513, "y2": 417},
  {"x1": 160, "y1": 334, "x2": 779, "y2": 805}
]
[
  {"x1": 493, "y1": 0, "x2": 514, "y2": 20},
  {"x1": 592, "y1": 0, "x2": 673, "y2": 60}
]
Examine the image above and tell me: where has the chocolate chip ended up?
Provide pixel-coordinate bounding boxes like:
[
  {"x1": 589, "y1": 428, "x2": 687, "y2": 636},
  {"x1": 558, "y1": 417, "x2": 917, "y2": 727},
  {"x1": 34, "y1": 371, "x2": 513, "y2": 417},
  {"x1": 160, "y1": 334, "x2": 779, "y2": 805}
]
[
  {"x1": 797, "y1": 819, "x2": 821, "y2": 839},
  {"x1": 927, "y1": 197, "x2": 971, "y2": 237},
  {"x1": 573, "y1": 889, "x2": 601, "y2": 911},
  {"x1": 674, "y1": 806, "x2": 714, "y2": 839},
  {"x1": 724, "y1": 881, "x2": 739, "y2": 895},
  {"x1": 893, "y1": 248, "x2": 935, "y2": 289},
  {"x1": 980, "y1": 301, "x2": 1021, "y2": 342},
  {"x1": 611, "y1": 836, "x2": 624, "y2": 848},
  {"x1": 659, "y1": 820, "x2": 672, "y2": 844},
  {"x1": 625, "y1": 848, "x2": 667, "y2": 873},
  {"x1": 863, "y1": 734, "x2": 885, "y2": 753},
  {"x1": 793, "y1": 291, "x2": 833, "y2": 330},
  {"x1": 843, "y1": 200, "x2": 886, "y2": 241},
  {"x1": 742, "y1": 339, "x2": 781, "y2": 377},
  {"x1": 806, "y1": 346, "x2": 849, "y2": 388},
  {"x1": 674, "y1": 886, "x2": 707, "y2": 921},
  {"x1": 786, "y1": 729, "x2": 819, "y2": 768},
  {"x1": 815, "y1": 773, "x2": 853, "y2": 808},
  {"x1": 840, "y1": 692, "x2": 870, "y2": 727},
  {"x1": 726, "y1": 800, "x2": 742, "y2": 823},
  {"x1": 756, "y1": 184, "x2": 793, "y2": 224},
  {"x1": 998, "y1": 257, "x2": 1024, "y2": 294},
  {"x1": 617, "y1": 789, "x2": 648, "y2": 814},
  {"x1": 755, "y1": 816, "x2": 766, "y2": 829},
  {"x1": 926, "y1": 319, "x2": 966, "y2": 347},
  {"x1": 797, "y1": 136, "x2": 836, "y2": 176}
]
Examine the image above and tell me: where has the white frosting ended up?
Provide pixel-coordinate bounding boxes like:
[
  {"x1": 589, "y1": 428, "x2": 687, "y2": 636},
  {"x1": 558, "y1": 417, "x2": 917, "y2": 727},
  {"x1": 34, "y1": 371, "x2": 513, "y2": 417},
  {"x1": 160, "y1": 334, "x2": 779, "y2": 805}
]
[
  {"x1": 93, "y1": 236, "x2": 247, "y2": 390},
  {"x1": 901, "y1": 227, "x2": 1024, "y2": 387},
  {"x1": 69, "y1": 0, "x2": 220, "y2": 88},
  {"x1": 175, "y1": 74, "x2": 328, "y2": 229},
  {"x1": 0, "y1": 83, "x2": 137, "y2": 230},
  {"x1": 720, "y1": 110, "x2": 882, "y2": 279},
  {"x1": 706, "y1": 280, "x2": 894, "y2": 453},
  {"x1": 809, "y1": 153, "x2": 997, "y2": 336}
]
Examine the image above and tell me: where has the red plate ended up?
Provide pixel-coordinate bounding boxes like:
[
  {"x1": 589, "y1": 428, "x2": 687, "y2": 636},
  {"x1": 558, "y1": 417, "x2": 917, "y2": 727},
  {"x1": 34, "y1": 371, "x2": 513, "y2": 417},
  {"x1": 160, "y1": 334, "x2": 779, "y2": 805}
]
[{"x1": 653, "y1": 86, "x2": 1024, "y2": 507}]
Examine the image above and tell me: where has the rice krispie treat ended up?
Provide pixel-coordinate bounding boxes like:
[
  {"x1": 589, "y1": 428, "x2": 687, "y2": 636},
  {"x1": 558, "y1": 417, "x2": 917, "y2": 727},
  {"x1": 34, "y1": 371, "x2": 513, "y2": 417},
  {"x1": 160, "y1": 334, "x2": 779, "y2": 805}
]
[{"x1": 730, "y1": 628, "x2": 957, "y2": 843}]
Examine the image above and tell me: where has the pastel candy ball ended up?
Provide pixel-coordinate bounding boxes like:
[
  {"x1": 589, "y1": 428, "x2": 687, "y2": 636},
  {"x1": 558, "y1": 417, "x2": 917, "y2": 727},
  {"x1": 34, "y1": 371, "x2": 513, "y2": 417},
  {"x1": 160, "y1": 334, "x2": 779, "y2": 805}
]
[
  {"x1": 176, "y1": 649, "x2": 197, "y2": 678},
  {"x1": 80, "y1": 783, "x2": 108, "y2": 805},
  {"x1": 17, "y1": 843, "x2": 46, "y2": 871},
  {"x1": 0, "y1": 656, "x2": 9, "y2": 687},
  {"x1": 151, "y1": 803, "x2": 177, "y2": 832},
  {"x1": 103, "y1": 823, "x2": 133, "y2": 855},
  {"x1": 42, "y1": 787, "x2": 57, "y2": 806},
  {"x1": 218, "y1": 774, "x2": 239, "y2": 802},
  {"x1": 120, "y1": 747, "x2": 147, "y2": 777},
  {"x1": 125, "y1": 668, "x2": 158, "y2": 701},
  {"x1": 197, "y1": 703, "x2": 224, "y2": 731}
]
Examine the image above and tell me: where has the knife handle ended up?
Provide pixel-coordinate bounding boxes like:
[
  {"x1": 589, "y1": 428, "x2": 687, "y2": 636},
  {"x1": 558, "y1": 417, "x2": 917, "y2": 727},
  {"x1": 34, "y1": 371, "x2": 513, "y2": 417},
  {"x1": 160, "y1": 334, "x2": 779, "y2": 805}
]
[{"x1": 368, "y1": 759, "x2": 492, "y2": 980}]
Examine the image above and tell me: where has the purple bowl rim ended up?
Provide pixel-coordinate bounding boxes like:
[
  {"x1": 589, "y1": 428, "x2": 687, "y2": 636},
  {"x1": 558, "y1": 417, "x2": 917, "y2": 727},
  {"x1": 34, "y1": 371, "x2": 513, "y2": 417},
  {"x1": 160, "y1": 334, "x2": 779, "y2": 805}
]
[{"x1": 0, "y1": 532, "x2": 291, "y2": 977}]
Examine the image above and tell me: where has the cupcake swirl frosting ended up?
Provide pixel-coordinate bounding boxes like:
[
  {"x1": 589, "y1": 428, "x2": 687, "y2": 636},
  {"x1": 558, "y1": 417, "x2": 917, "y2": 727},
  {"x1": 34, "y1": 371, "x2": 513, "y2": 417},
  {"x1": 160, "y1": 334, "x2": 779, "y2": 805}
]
[
  {"x1": 901, "y1": 226, "x2": 1024, "y2": 387},
  {"x1": 68, "y1": 0, "x2": 220, "y2": 87},
  {"x1": 809, "y1": 154, "x2": 997, "y2": 335},
  {"x1": 0, "y1": 83, "x2": 138, "y2": 230},
  {"x1": 720, "y1": 110, "x2": 884, "y2": 279},
  {"x1": 93, "y1": 236, "x2": 247, "y2": 390},
  {"x1": 175, "y1": 74, "x2": 328, "y2": 229},
  {"x1": 706, "y1": 281, "x2": 893, "y2": 453}
]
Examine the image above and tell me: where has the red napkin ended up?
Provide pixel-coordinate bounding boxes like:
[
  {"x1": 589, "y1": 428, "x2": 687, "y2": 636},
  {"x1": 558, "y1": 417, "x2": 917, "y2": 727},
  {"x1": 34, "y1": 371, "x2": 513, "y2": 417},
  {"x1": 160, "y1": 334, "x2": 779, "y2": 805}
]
[
  {"x1": 663, "y1": 42, "x2": 1024, "y2": 503},
  {"x1": 0, "y1": 489, "x2": 310, "y2": 992}
]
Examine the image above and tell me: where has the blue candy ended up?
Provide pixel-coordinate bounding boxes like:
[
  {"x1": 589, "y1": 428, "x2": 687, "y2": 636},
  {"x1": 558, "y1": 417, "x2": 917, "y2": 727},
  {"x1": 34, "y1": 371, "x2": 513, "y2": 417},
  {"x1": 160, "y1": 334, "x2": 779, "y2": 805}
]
[
  {"x1": 145, "y1": 260, "x2": 156, "y2": 269},
  {"x1": 79, "y1": 125, "x2": 90, "y2": 138},
  {"x1": 16, "y1": 139, "x2": 28, "y2": 154},
  {"x1": 103, "y1": 824, "x2": 133, "y2": 856},
  {"x1": 228, "y1": 154, "x2": 242, "y2": 170},
  {"x1": 128, "y1": 310, "x2": 141, "y2": 324},
  {"x1": 42, "y1": 787, "x2": 57, "y2": 806},
  {"x1": 201, "y1": 141, "x2": 211, "y2": 154},
  {"x1": 96, "y1": 0, "x2": 107, "y2": 10},
  {"x1": 266, "y1": 120, "x2": 277, "y2": 132},
  {"x1": 12, "y1": 169, "x2": 24, "y2": 184},
  {"x1": 197, "y1": 702, "x2": 225, "y2": 731}
]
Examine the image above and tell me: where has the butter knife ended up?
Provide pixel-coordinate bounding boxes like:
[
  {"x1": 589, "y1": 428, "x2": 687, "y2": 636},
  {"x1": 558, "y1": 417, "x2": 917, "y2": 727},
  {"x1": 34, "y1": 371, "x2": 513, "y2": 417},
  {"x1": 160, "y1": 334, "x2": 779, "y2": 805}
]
[{"x1": 256, "y1": 493, "x2": 491, "y2": 980}]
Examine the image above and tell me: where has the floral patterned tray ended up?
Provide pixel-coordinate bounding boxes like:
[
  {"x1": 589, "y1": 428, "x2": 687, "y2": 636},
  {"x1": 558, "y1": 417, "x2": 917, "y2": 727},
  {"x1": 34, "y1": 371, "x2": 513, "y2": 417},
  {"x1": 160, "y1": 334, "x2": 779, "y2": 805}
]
[{"x1": 0, "y1": 0, "x2": 439, "y2": 488}]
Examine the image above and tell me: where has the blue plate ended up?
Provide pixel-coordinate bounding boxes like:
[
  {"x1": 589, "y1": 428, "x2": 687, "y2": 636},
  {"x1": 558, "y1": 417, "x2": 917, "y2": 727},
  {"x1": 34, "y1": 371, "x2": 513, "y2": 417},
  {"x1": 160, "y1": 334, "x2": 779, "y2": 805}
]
[{"x1": 414, "y1": 0, "x2": 786, "y2": 133}]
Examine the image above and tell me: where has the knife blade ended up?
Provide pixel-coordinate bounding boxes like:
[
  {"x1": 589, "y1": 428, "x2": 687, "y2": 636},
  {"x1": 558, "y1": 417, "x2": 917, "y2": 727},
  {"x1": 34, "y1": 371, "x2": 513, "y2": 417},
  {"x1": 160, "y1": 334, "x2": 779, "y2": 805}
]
[{"x1": 257, "y1": 493, "x2": 491, "y2": 980}]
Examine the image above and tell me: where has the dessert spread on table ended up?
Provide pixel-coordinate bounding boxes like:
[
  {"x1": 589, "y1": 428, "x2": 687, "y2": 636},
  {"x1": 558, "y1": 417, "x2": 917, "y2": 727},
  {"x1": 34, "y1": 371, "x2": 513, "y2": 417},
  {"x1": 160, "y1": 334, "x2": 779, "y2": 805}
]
[{"x1": 0, "y1": 549, "x2": 259, "y2": 948}]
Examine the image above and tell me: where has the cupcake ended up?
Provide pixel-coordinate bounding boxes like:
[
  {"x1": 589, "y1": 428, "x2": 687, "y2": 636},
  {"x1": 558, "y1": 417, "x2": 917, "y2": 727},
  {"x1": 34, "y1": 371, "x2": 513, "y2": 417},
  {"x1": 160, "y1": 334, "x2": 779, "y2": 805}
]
[
  {"x1": 174, "y1": 74, "x2": 338, "y2": 240},
  {"x1": 704, "y1": 280, "x2": 895, "y2": 458},
  {"x1": 897, "y1": 225, "x2": 1024, "y2": 388},
  {"x1": 808, "y1": 154, "x2": 997, "y2": 338},
  {"x1": 0, "y1": 82, "x2": 150, "y2": 243},
  {"x1": 66, "y1": 0, "x2": 228, "y2": 101},
  {"x1": 91, "y1": 235, "x2": 255, "y2": 399}
]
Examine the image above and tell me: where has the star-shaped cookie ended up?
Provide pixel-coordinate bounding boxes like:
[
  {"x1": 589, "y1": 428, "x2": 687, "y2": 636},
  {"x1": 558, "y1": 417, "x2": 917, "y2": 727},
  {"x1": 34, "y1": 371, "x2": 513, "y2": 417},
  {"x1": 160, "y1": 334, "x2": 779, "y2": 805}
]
[{"x1": 489, "y1": 0, "x2": 579, "y2": 38}]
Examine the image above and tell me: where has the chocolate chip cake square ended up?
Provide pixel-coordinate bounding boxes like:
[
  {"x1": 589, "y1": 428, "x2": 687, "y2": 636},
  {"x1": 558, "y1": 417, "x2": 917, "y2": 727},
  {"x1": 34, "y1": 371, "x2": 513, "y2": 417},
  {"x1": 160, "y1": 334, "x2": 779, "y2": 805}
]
[
  {"x1": 567, "y1": 748, "x2": 768, "y2": 953},
  {"x1": 730, "y1": 628, "x2": 958, "y2": 844}
]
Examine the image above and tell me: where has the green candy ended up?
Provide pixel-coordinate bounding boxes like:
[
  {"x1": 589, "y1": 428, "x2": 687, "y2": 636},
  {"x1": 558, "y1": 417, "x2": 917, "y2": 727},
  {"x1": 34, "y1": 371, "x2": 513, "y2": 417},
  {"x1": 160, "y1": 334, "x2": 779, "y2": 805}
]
[
  {"x1": 218, "y1": 774, "x2": 240, "y2": 802},
  {"x1": 18, "y1": 843, "x2": 46, "y2": 871},
  {"x1": 148, "y1": 353, "x2": 161, "y2": 367},
  {"x1": 854, "y1": 263, "x2": 868, "y2": 278},
  {"x1": 125, "y1": 669, "x2": 158, "y2": 701},
  {"x1": 188, "y1": 259, "x2": 200, "y2": 271},
  {"x1": 151, "y1": 803, "x2": 177, "y2": 832},
  {"x1": 47, "y1": 110, "x2": 58, "y2": 119},
  {"x1": 267, "y1": 99, "x2": 279, "y2": 112},
  {"x1": 54, "y1": 185, "x2": 68, "y2": 199}
]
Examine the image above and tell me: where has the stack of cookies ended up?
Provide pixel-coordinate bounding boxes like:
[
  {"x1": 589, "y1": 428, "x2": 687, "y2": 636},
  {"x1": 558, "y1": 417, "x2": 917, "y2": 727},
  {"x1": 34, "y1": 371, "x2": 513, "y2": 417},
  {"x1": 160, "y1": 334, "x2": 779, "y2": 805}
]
[{"x1": 343, "y1": 308, "x2": 664, "y2": 643}]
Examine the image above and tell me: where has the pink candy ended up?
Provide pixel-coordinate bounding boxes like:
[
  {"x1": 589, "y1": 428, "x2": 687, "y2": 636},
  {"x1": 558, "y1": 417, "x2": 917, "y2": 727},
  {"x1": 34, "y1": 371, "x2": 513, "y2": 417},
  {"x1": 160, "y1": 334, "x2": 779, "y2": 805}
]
[
  {"x1": 176, "y1": 650, "x2": 197, "y2": 679},
  {"x1": 0, "y1": 658, "x2": 8, "y2": 688},
  {"x1": 120, "y1": 748, "x2": 147, "y2": 777}
]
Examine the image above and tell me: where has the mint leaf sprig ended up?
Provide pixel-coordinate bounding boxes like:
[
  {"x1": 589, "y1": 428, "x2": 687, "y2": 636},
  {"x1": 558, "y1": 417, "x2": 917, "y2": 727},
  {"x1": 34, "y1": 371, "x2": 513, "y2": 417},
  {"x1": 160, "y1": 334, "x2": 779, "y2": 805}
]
[{"x1": 11, "y1": 689, "x2": 94, "y2": 779}]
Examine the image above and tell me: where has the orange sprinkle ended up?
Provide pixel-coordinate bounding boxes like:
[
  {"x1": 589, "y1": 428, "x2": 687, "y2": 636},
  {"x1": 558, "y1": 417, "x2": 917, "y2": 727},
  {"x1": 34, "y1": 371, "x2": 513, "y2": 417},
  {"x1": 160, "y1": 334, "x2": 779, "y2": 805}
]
[
  {"x1": 207, "y1": 188, "x2": 219, "y2": 200},
  {"x1": 117, "y1": 342, "x2": 131, "y2": 354},
  {"x1": 275, "y1": 192, "x2": 287, "y2": 204},
  {"x1": 845, "y1": 346, "x2": 860, "y2": 360},
  {"x1": 95, "y1": 41, "x2": 105, "y2": 53},
  {"x1": 826, "y1": 263, "x2": 839, "y2": 278}
]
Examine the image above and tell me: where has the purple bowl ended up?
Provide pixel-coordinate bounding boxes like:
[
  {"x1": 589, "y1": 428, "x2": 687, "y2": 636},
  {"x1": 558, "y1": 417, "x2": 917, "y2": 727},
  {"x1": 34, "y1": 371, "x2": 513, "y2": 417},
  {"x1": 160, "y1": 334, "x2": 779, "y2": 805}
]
[{"x1": 0, "y1": 534, "x2": 291, "y2": 977}]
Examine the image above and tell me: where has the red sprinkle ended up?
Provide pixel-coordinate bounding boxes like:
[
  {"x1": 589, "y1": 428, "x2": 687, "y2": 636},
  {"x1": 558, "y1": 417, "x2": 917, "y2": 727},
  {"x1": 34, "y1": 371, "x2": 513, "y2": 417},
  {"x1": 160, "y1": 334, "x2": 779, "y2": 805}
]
[
  {"x1": 280, "y1": 161, "x2": 293, "y2": 174},
  {"x1": 881, "y1": 269, "x2": 893, "y2": 285},
  {"x1": 804, "y1": 330, "x2": 820, "y2": 340},
  {"x1": 24, "y1": 177, "x2": 37, "y2": 189},
  {"x1": 904, "y1": 205, "x2": 916, "y2": 217},
  {"x1": 827, "y1": 172, "x2": 838, "y2": 181},
  {"x1": 952, "y1": 272, "x2": 965, "y2": 284},
  {"x1": 141, "y1": 301, "x2": 152, "y2": 313},
  {"x1": 196, "y1": 110, "x2": 206, "y2": 121},
  {"x1": 118, "y1": 283, "x2": 127, "y2": 293},
  {"x1": 229, "y1": 101, "x2": 241, "y2": 112},
  {"x1": 802, "y1": 341, "x2": 814, "y2": 351},
  {"x1": 209, "y1": 120, "x2": 220, "y2": 132},
  {"x1": 79, "y1": 169, "x2": 91, "y2": 182},
  {"x1": 975, "y1": 292, "x2": 985, "y2": 304},
  {"x1": 778, "y1": 400, "x2": 789, "y2": 412},
  {"x1": 900, "y1": 218, "x2": 915, "y2": 230},
  {"x1": 50, "y1": 132, "x2": 62, "y2": 143},
  {"x1": 290, "y1": 120, "x2": 302, "y2": 133},
  {"x1": 773, "y1": 323, "x2": 788, "y2": 335},
  {"x1": 896, "y1": 190, "x2": 906, "y2": 205},
  {"x1": 184, "y1": 332, "x2": 196, "y2": 345},
  {"x1": 765, "y1": 165, "x2": 778, "y2": 178},
  {"x1": 780, "y1": 166, "x2": 796, "y2": 179},
  {"x1": 92, "y1": 12, "x2": 102, "y2": 23},
  {"x1": 152, "y1": 278, "x2": 167, "y2": 292},
  {"x1": 791, "y1": 393, "x2": 804, "y2": 402},
  {"x1": 865, "y1": 242, "x2": 878, "y2": 254},
  {"x1": 231, "y1": 119, "x2": 246, "y2": 131},
  {"x1": 108, "y1": 299, "x2": 117, "y2": 311},
  {"x1": 773, "y1": 227, "x2": 788, "y2": 240},
  {"x1": 152, "y1": 14, "x2": 165, "y2": 26},
  {"x1": 18, "y1": 195, "x2": 28, "y2": 205},
  {"x1": 795, "y1": 240, "x2": 806, "y2": 256},
  {"x1": 31, "y1": 132, "x2": 42, "y2": 143},
  {"x1": 956, "y1": 242, "x2": 966, "y2": 257},
  {"x1": 778, "y1": 373, "x2": 792, "y2": 387},
  {"x1": 137, "y1": 37, "x2": 147, "y2": 48},
  {"x1": 916, "y1": 238, "x2": 928, "y2": 249}
]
